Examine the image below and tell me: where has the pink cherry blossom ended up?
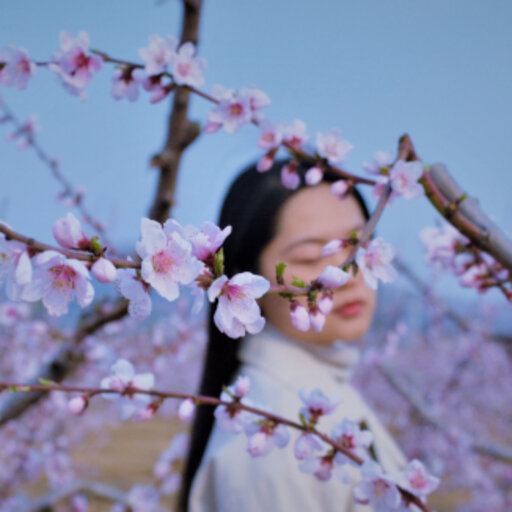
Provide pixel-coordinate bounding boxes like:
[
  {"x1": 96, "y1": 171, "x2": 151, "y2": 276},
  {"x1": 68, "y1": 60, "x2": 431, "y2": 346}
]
[
  {"x1": 322, "y1": 239, "x2": 343, "y2": 257},
  {"x1": 178, "y1": 398, "x2": 196, "y2": 422},
  {"x1": 111, "y1": 67, "x2": 145, "y2": 102},
  {"x1": 280, "y1": 160, "x2": 300, "y2": 189},
  {"x1": 115, "y1": 268, "x2": 152, "y2": 321},
  {"x1": 0, "y1": 232, "x2": 32, "y2": 301},
  {"x1": 170, "y1": 42, "x2": 205, "y2": 88},
  {"x1": 141, "y1": 73, "x2": 175, "y2": 103},
  {"x1": 299, "y1": 388, "x2": 341, "y2": 423},
  {"x1": 331, "y1": 419, "x2": 374, "y2": 466},
  {"x1": 139, "y1": 34, "x2": 177, "y2": 76},
  {"x1": 245, "y1": 422, "x2": 290, "y2": 457},
  {"x1": 67, "y1": 396, "x2": 88, "y2": 415},
  {"x1": 52, "y1": 212, "x2": 90, "y2": 250},
  {"x1": 316, "y1": 265, "x2": 351, "y2": 288},
  {"x1": 233, "y1": 375, "x2": 251, "y2": 398},
  {"x1": 419, "y1": 223, "x2": 469, "y2": 270},
  {"x1": 330, "y1": 180, "x2": 350, "y2": 199},
  {"x1": 362, "y1": 150, "x2": 393, "y2": 175},
  {"x1": 258, "y1": 120, "x2": 282, "y2": 150},
  {"x1": 389, "y1": 160, "x2": 424, "y2": 199},
  {"x1": 21, "y1": 251, "x2": 94, "y2": 317},
  {"x1": 205, "y1": 84, "x2": 253, "y2": 134},
  {"x1": 240, "y1": 86, "x2": 271, "y2": 114},
  {"x1": 91, "y1": 258, "x2": 117, "y2": 283},
  {"x1": 398, "y1": 459, "x2": 440, "y2": 498},
  {"x1": 294, "y1": 433, "x2": 323, "y2": 460},
  {"x1": 355, "y1": 237, "x2": 397, "y2": 290},
  {"x1": 100, "y1": 358, "x2": 155, "y2": 420},
  {"x1": 183, "y1": 221, "x2": 232, "y2": 262},
  {"x1": 214, "y1": 382, "x2": 253, "y2": 433},
  {"x1": 299, "y1": 455, "x2": 349, "y2": 482},
  {"x1": 257, "y1": 151, "x2": 277, "y2": 172},
  {"x1": 309, "y1": 306, "x2": 326, "y2": 333},
  {"x1": 316, "y1": 128, "x2": 354, "y2": 164},
  {"x1": 136, "y1": 218, "x2": 203, "y2": 302},
  {"x1": 305, "y1": 166, "x2": 323, "y2": 186},
  {"x1": 290, "y1": 301, "x2": 310, "y2": 331},
  {"x1": 0, "y1": 301, "x2": 30, "y2": 326},
  {"x1": 281, "y1": 119, "x2": 308, "y2": 150},
  {"x1": 0, "y1": 46, "x2": 36, "y2": 90},
  {"x1": 353, "y1": 460, "x2": 401, "y2": 510},
  {"x1": 207, "y1": 272, "x2": 270, "y2": 339},
  {"x1": 317, "y1": 293, "x2": 333, "y2": 315},
  {"x1": 49, "y1": 31, "x2": 102, "y2": 94}
]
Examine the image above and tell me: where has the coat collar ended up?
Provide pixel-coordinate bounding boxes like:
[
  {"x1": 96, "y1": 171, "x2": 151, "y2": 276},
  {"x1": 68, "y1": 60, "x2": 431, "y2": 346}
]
[{"x1": 239, "y1": 323, "x2": 361, "y2": 393}]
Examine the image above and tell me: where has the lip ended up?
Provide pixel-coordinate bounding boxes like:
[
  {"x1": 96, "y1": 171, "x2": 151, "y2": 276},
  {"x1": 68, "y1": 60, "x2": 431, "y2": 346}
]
[{"x1": 335, "y1": 300, "x2": 364, "y2": 318}]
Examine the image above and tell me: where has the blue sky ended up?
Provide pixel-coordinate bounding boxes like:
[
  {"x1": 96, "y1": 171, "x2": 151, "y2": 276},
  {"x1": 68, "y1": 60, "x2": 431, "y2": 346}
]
[{"x1": 1, "y1": 0, "x2": 511, "y2": 303}]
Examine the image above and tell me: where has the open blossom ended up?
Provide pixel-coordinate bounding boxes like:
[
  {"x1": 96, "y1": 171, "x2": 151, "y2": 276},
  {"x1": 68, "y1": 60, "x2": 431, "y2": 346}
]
[
  {"x1": 332, "y1": 419, "x2": 374, "y2": 466},
  {"x1": 294, "y1": 433, "x2": 323, "y2": 460},
  {"x1": 299, "y1": 388, "x2": 341, "y2": 423},
  {"x1": 170, "y1": 41, "x2": 206, "y2": 88},
  {"x1": 136, "y1": 218, "x2": 203, "y2": 302},
  {"x1": 245, "y1": 422, "x2": 290, "y2": 457},
  {"x1": 21, "y1": 251, "x2": 94, "y2": 316},
  {"x1": 183, "y1": 221, "x2": 231, "y2": 262},
  {"x1": 363, "y1": 151, "x2": 392, "y2": 175},
  {"x1": 214, "y1": 377, "x2": 253, "y2": 433},
  {"x1": 139, "y1": 34, "x2": 177, "y2": 75},
  {"x1": 398, "y1": 459, "x2": 440, "y2": 498},
  {"x1": 0, "y1": 46, "x2": 36, "y2": 90},
  {"x1": 0, "y1": 302, "x2": 30, "y2": 326},
  {"x1": 0, "y1": 232, "x2": 32, "y2": 300},
  {"x1": 204, "y1": 85, "x2": 253, "y2": 134},
  {"x1": 419, "y1": 223, "x2": 469, "y2": 270},
  {"x1": 389, "y1": 160, "x2": 424, "y2": 199},
  {"x1": 258, "y1": 120, "x2": 282, "y2": 150},
  {"x1": 52, "y1": 212, "x2": 90, "y2": 250},
  {"x1": 281, "y1": 119, "x2": 308, "y2": 150},
  {"x1": 316, "y1": 128, "x2": 354, "y2": 164},
  {"x1": 355, "y1": 237, "x2": 397, "y2": 290},
  {"x1": 100, "y1": 359, "x2": 155, "y2": 420},
  {"x1": 116, "y1": 268, "x2": 152, "y2": 321},
  {"x1": 49, "y1": 31, "x2": 102, "y2": 93},
  {"x1": 111, "y1": 67, "x2": 145, "y2": 102},
  {"x1": 208, "y1": 272, "x2": 270, "y2": 339},
  {"x1": 316, "y1": 265, "x2": 351, "y2": 288},
  {"x1": 353, "y1": 460, "x2": 401, "y2": 510},
  {"x1": 91, "y1": 257, "x2": 117, "y2": 283}
]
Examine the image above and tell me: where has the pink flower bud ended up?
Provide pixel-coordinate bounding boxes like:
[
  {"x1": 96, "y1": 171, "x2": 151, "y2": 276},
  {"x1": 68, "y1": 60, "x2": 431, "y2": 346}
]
[
  {"x1": 257, "y1": 152, "x2": 274, "y2": 172},
  {"x1": 309, "y1": 306, "x2": 326, "y2": 332},
  {"x1": 316, "y1": 265, "x2": 350, "y2": 288},
  {"x1": 52, "y1": 212, "x2": 89, "y2": 250},
  {"x1": 330, "y1": 180, "x2": 350, "y2": 199},
  {"x1": 281, "y1": 162, "x2": 300, "y2": 190},
  {"x1": 91, "y1": 257, "x2": 117, "y2": 283},
  {"x1": 178, "y1": 398, "x2": 196, "y2": 422},
  {"x1": 68, "y1": 395, "x2": 88, "y2": 415},
  {"x1": 318, "y1": 293, "x2": 333, "y2": 315},
  {"x1": 233, "y1": 375, "x2": 251, "y2": 398},
  {"x1": 305, "y1": 166, "x2": 323, "y2": 186},
  {"x1": 290, "y1": 301, "x2": 310, "y2": 331},
  {"x1": 322, "y1": 239, "x2": 343, "y2": 257}
]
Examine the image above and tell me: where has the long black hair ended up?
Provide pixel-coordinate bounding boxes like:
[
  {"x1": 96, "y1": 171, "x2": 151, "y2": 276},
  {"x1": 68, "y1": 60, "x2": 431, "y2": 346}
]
[{"x1": 178, "y1": 159, "x2": 370, "y2": 511}]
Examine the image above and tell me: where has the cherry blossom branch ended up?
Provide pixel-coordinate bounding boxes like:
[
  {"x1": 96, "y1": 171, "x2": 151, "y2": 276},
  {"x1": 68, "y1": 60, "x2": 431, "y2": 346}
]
[
  {"x1": 0, "y1": 0, "x2": 205, "y2": 427},
  {"x1": 0, "y1": 380, "x2": 432, "y2": 512},
  {"x1": 376, "y1": 364, "x2": 512, "y2": 465},
  {"x1": 0, "y1": 100, "x2": 115, "y2": 250}
]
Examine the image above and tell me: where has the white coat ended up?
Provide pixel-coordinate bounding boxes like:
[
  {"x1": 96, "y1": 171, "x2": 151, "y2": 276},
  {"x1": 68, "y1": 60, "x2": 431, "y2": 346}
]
[{"x1": 189, "y1": 325, "x2": 407, "y2": 512}]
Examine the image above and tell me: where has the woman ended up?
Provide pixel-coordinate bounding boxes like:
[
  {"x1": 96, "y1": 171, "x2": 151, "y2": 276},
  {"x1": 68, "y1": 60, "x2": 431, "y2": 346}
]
[{"x1": 179, "y1": 159, "x2": 406, "y2": 511}]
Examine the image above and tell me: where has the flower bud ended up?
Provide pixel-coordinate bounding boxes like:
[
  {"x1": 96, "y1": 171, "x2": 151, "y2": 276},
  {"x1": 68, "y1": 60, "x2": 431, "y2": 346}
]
[
  {"x1": 316, "y1": 265, "x2": 350, "y2": 288},
  {"x1": 91, "y1": 257, "x2": 117, "y2": 283},
  {"x1": 68, "y1": 395, "x2": 88, "y2": 415},
  {"x1": 290, "y1": 301, "x2": 310, "y2": 331},
  {"x1": 305, "y1": 166, "x2": 323, "y2": 186},
  {"x1": 309, "y1": 306, "x2": 326, "y2": 333},
  {"x1": 233, "y1": 375, "x2": 251, "y2": 398},
  {"x1": 178, "y1": 398, "x2": 196, "y2": 422},
  {"x1": 52, "y1": 212, "x2": 89, "y2": 250},
  {"x1": 318, "y1": 293, "x2": 333, "y2": 315}
]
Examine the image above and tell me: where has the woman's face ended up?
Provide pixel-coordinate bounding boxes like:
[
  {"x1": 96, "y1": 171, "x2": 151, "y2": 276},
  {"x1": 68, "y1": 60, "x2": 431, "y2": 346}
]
[{"x1": 258, "y1": 183, "x2": 377, "y2": 344}]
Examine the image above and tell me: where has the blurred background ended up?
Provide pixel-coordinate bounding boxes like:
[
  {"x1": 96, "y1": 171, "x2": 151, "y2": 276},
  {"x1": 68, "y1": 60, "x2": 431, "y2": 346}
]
[{"x1": 1, "y1": 1, "x2": 512, "y2": 511}]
